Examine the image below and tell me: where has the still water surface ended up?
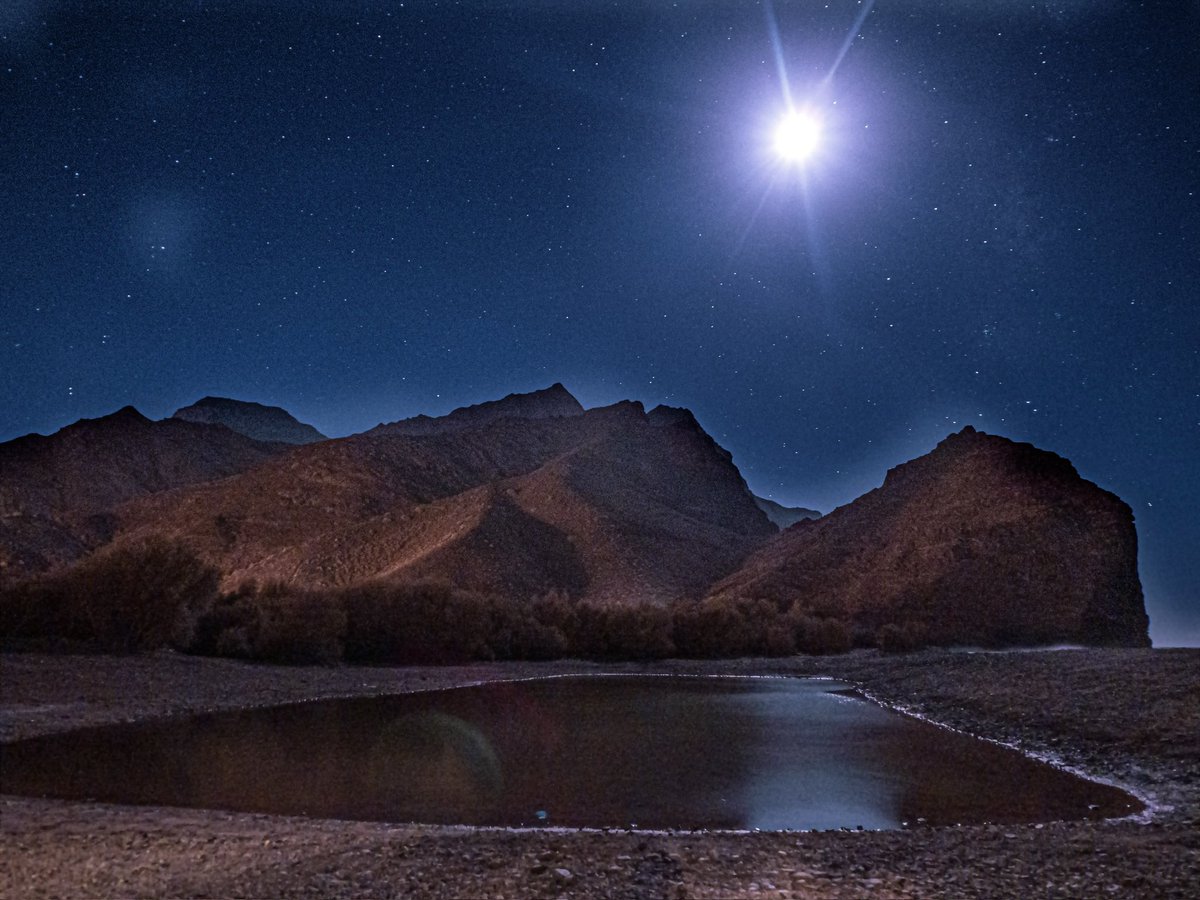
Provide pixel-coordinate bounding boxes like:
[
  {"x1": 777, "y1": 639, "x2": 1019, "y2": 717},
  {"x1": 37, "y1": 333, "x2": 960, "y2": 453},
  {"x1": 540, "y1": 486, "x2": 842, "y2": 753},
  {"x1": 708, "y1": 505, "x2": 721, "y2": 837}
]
[{"x1": 0, "y1": 676, "x2": 1142, "y2": 830}]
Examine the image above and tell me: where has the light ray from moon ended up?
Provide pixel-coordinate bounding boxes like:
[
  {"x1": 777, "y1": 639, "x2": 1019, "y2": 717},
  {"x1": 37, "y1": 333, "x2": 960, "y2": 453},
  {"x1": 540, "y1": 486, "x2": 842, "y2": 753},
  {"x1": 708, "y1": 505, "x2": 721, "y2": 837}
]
[
  {"x1": 823, "y1": 0, "x2": 877, "y2": 86},
  {"x1": 762, "y1": 0, "x2": 795, "y2": 109}
]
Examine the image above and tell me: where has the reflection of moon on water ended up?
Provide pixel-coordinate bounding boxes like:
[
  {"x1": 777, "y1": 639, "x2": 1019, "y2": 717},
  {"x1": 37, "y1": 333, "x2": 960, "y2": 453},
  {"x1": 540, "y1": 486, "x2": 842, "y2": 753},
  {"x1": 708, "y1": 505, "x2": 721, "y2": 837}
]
[{"x1": 368, "y1": 712, "x2": 503, "y2": 816}]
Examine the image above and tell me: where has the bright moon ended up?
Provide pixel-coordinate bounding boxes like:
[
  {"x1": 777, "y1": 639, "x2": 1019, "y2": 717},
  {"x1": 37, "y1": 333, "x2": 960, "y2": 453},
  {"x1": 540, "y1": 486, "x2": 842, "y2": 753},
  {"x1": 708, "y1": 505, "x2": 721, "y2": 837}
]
[{"x1": 774, "y1": 111, "x2": 821, "y2": 163}]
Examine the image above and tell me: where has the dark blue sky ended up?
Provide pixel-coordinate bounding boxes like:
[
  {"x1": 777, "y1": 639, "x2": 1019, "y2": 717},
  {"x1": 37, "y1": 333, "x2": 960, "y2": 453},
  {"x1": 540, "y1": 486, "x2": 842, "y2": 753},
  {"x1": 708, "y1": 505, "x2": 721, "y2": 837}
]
[{"x1": 2, "y1": 1, "x2": 1196, "y2": 644}]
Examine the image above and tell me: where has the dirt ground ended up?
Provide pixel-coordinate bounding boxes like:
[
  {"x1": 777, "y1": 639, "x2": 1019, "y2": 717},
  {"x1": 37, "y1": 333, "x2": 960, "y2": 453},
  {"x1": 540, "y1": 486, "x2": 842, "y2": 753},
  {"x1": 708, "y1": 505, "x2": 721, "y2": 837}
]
[{"x1": 2, "y1": 648, "x2": 1198, "y2": 898}]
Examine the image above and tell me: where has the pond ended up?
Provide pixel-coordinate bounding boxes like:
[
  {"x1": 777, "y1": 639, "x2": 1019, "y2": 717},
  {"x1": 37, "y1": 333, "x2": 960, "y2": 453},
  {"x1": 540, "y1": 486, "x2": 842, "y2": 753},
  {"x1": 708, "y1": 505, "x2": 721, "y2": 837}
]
[{"x1": 0, "y1": 675, "x2": 1142, "y2": 830}]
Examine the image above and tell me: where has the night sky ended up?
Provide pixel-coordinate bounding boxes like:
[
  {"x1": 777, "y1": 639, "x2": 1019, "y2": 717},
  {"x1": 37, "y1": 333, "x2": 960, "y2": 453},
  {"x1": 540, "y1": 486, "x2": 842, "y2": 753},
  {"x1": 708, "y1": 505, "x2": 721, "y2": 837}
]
[{"x1": 2, "y1": 1, "x2": 1196, "y2": 644}]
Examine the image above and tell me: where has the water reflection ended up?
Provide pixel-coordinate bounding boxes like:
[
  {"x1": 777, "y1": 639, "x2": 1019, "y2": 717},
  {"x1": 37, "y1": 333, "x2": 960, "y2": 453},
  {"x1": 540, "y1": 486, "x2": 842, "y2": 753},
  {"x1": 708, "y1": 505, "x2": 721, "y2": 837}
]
[{"x1": 0, "y1": 676, "x2": 1142, "y2": 830}]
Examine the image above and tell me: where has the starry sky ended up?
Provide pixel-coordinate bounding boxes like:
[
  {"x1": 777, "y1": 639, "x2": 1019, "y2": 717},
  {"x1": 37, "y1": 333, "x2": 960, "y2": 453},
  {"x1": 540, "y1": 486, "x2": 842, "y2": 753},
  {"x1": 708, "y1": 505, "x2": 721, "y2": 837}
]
[{"x1": 1, "y1": 1, "x2": 1197, "y2": 644}]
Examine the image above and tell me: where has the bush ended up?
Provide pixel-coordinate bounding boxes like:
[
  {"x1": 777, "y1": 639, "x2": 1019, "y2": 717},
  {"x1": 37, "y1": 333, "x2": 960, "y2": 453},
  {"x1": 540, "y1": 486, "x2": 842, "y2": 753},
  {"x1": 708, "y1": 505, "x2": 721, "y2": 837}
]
[
  {"x1": 342, "y1": 581, "x2": 493, "y2": 664},
  {"x1": 672, "y1": 597, "x2": 752, "y2": 658},
  {"x1": 877, "y1": 621, "x2": 927, "y2": 654},
  {"x1": 161, "y1": 570, "x2": 865, "y2": 665},
  {"x1": 0, "y1": 580, "x2": 70, "y2": 644},
  {"x1": 791, "y1": 613, "x2": 853, "y2": 655},
  {"x1": 672, "y1": 596, "x2": 805, "y2": 658},
  {"x1": 485, "y1": 594, "x2": 570, "y2": 661},
  {"x1": 189, "y1": 580, "x2": 345, "y2": 664},
  {"x1": 570, "y1": 601, "x2": 675, "y2": 660},
  {"x1": 251, "y1": 582, "x2": 346, "y2": 664},
  {"x1": 187, "y1": 582, "x2": 261, "y2": 657},
  {"x1": 0, "y1": 539, "x2": 219, "y2": 653}
]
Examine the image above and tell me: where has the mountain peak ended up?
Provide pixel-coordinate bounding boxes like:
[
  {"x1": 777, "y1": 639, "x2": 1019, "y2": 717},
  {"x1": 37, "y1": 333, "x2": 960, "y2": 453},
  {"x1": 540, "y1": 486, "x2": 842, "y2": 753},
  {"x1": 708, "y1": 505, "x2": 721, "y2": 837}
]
[
  {"x1": 108, "y1": 405, "x2": 150, "y2": 423},
  {"x1": 370, "y1": 383, "x2": 584, "y2": 437},
  {"x1": 172, "y1": 397, "x2": 326, "y2": 445},
  {"x1": 647, "y1": 404, "x2": 700, "y2": 429},
  {"x1": 62, "y1": 406, "x2": 153, "y2": 433},
  {"x1": 712, "y1": 427, "x2": 1147, "y2": 648}
]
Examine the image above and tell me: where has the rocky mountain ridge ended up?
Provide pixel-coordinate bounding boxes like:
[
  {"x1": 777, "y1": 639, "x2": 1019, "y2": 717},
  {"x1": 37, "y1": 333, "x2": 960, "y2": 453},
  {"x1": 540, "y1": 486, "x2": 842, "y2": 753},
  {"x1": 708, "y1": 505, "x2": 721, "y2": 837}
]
[
  {"x1": 172, "y1": 397, "x2": 326, "y2": 445},
  {"x1": 115, "y1": 396, "x2": 775, "y2": 603},
  {"x1": 369, "y1": 383, "x2": 583, "y2": 437},
  {"x1": 0, "y1": 408, "x2": 286, "y2": 583},
  {"x1": 0, "y1": 389, "x2": 1151, "y2": 647}
]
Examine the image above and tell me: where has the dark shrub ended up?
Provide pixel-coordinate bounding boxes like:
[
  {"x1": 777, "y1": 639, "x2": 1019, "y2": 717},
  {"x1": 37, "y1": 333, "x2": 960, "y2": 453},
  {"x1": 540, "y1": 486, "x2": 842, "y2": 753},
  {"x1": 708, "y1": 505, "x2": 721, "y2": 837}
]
[
  {"x1": 877, "y1": 621, "x2": 927, "y2": 654},
  {"x1": 851, "y1": 623, "x2": 879, "y2": 650},
  {"x1": 571, "y1": 601, "x2": 674, "y2": 660},
  {"x1": 791, "y1": 613, "x2": 853, "y2": 655},
  {"x1": 673, "y1": 596, "x2": 803, "y2": 658},
  {"x1": 485, "y1": 594, "x2": 569, "y2": 661},
  {"x1": 530, "y1": 592, "x2": 578, "y2": 651},
  {"x1": 80, "y1": 538, "x2": 220, "y2": 652},
  {"x1": 1, "y1": 539, "x2": 219, "y2": 652},
  {"x1": 747, "y1": 598, "x2": 796, "y2": 657},
  {"x1": 250, "y1": 582, "x2": 345, "y2": 664},
  {"x1": 342, "y1": 580, "x2": 493, "y2": 664},
  {"x1": 0, "y1": 580, "x2": 71, "y2": 644},
  {"x1": 762, "y1": 619, "x2": 797, "y2": 656},
  {"x1": 187, "y1": 582, "x2": 261, "y2": 657},
  {"x1": 672, "y1": 597, "x2": 753, "y2": 658},
  {"x1": 189, "y1": 580, "x2": 344, "y2": 664}
]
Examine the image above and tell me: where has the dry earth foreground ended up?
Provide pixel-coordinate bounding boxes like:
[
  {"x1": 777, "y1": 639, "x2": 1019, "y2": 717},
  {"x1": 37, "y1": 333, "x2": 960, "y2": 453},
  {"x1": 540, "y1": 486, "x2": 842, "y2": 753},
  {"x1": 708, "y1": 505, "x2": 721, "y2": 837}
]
[{"x1": 1, "y1": 648, "x2": 1197, "y2": 899}]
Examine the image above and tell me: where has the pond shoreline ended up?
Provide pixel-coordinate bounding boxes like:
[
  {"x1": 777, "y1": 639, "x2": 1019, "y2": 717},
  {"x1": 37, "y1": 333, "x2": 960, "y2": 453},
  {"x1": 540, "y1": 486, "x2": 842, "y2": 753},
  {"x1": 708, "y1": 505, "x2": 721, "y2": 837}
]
[{"x1": 2, "y1": 648, "x2": 1198, "y2": 897}]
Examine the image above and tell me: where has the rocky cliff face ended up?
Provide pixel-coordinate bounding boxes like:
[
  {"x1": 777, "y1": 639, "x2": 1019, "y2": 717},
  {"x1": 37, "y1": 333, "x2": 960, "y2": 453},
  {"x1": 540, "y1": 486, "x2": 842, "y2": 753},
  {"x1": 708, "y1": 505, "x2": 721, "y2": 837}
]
[
  {"x1": 0, "y1": 408, "x2": 286, "y2": 585},
  {"x1": 709, "y1": 427, "x2": 1150, "y2": 647},
  {"x1": 369, "y1": 383, "x2": 584, "y2": 437},
  {"x1": 172, "y1": 397, "x2": 326, "y2": 445}
]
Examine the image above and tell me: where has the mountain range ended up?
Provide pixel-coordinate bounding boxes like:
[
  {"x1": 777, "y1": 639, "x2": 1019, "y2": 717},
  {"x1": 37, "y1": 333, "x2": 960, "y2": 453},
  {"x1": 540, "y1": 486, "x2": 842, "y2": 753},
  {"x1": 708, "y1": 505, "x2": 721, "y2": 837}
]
[{"x1": 0, "y1": 386, "x2": 1150, "y2": 647}]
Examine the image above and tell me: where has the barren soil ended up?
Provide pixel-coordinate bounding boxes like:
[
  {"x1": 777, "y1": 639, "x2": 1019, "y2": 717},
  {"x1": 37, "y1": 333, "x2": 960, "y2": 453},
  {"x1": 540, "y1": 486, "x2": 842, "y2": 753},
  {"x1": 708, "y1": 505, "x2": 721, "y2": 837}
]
[{"x1": 2, "y1": 648, "x2": 1198, "y2": 898}]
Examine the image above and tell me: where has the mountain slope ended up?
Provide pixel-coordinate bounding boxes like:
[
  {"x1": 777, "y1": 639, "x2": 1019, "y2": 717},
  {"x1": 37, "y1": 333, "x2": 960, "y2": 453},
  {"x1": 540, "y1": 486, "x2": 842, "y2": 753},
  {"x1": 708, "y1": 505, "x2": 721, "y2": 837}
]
[
  {"x1": 172, "y1": 397, "x2": 326, "y2": 444},
  {"x1": 369, "y1": 383, "x2": 583, "y2": 437},
  {"x1": 708, "y1": 427, "x2": 1149, "y2": 647},
  {"x1": 113, "y1": 398, "x2": 775, "y2": 601},
  {"x1": 0, "y1": 408, "x2": 286, "y2": 584},
  {"x1": 752, "y1": 495, "x2": 821, "y2": 529}
]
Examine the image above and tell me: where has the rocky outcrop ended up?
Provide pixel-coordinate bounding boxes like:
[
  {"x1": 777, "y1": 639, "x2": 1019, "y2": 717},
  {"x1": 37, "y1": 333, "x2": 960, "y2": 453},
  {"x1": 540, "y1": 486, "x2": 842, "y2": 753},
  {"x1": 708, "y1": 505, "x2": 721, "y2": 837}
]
[
  {"x1": 708, "y1": 427, "x2": 1150, "y2": 648},
  {"x1": 368, "y1": 383, "x2": 584, "y2": 437},
  {"x1": 172, "y1": 397, "x2": 326, "y2": 445},
  {"x1": 0, "y1": 408, "x2": 286, "y2": 584},
  {"x1": 752, "y1": 496, "x2": 821, "y2": 530}
]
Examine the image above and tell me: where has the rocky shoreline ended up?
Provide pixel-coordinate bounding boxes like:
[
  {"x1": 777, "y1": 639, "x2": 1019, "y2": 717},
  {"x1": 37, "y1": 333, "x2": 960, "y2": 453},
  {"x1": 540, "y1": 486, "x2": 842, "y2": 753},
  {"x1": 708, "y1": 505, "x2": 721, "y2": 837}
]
[{"x1": 2, "y1": 648, "x2": 1198, "y2": 898}]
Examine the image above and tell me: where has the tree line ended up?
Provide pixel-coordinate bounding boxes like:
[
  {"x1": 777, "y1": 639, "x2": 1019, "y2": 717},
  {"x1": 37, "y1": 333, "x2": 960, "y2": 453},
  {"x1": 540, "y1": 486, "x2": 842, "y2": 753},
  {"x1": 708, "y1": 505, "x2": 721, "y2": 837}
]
[{"x1": 0, "y1": 539, "x2": 928, "y2": 663}]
